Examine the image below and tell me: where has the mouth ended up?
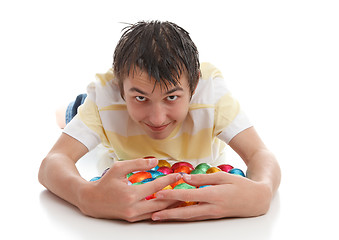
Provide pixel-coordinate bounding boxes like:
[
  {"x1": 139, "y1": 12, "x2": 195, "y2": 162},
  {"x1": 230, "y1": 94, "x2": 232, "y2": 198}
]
[{"x1": 145, "y1": 122, "x2": 172, "y2": 132}]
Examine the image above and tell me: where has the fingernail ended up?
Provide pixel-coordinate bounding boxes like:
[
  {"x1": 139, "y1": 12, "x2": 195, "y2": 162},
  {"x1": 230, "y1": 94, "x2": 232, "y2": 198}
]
[
  {"x1": 183, "y1": 174, "x2": 191, "y2": 181},
  {"x1": 152, "y1": 215, "x2": 161, "y2": 221},
  {"x1": 176, "y1": 173, "x2": 183, "y2": 181},
  {"x1": 147, "y1": 158, "x2": 158, "y2": 167}
]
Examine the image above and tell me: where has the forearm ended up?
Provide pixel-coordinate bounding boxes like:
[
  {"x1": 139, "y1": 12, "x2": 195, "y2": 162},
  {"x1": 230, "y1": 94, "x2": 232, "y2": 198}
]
[
  {"x1": 38, "y1": 153, "x2": 87, "y2": 208},
  {"x1": 245, "y1": 149, "x2": 281, "y2": 196}
]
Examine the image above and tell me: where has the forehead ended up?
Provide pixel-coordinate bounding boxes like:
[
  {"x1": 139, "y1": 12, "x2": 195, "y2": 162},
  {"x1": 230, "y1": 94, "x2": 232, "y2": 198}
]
[{"x1": 124, "y1": 68, "x2": 189, "y2": 92}]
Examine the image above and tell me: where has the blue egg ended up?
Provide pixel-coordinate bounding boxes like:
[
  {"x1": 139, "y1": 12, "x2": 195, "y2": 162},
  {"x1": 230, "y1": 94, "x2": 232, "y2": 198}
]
[
  {"x1": 141, "y1": 177, "x2": 156, "y2": 183},
  {"x1": 151, "y1": 166, "x2": 159, "y2": 171},
  {"x1": 89, "y1": 176, "x2": 101, "y2": 182},
  {"x1": 147, "y1": 170, "x2": 164, "y2": 178},
  {"x1": 199, "y1": 185, "x2": 212, "y2": 188},
  {"x1": 228, "y1": 168, "x2": 246, "y2": 177}
]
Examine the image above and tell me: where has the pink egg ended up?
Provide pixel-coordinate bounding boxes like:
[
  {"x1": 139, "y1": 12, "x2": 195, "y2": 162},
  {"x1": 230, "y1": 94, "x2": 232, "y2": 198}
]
[
  {"x1": 171, "y1": 162, "x2": 194, "y2": 172},
  {"x1": 174, "y1": 165, "x2": 192, "y2": 174},
  {"x1": 217, "y1": 164, "x2": 234, "y2": 173},
  {"x1": 157, "y1": 166, "x2": 173, "y2": 175}
]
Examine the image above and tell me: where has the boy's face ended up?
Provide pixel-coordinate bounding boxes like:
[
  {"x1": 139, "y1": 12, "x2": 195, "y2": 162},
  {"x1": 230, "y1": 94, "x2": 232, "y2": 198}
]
[{"x1": 123, "y1": 68, "x2": 191, "y2": 140}]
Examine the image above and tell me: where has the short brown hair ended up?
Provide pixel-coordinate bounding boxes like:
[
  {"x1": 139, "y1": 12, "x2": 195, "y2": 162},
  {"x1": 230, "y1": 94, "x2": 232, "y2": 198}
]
[{"x1": 113, "y1": 20, "x2": 200, "y2": 98}]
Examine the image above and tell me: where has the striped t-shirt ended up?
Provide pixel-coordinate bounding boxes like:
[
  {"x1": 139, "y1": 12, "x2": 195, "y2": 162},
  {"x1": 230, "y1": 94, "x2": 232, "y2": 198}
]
[{"x1": 64, "y1": 62, "x2": 252, "y2": 167}]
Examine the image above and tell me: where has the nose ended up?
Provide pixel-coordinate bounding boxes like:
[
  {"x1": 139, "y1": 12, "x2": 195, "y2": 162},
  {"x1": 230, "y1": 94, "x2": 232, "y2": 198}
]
[{"x1": 148, "y1": 103, "x2": 167, "y2": 126}]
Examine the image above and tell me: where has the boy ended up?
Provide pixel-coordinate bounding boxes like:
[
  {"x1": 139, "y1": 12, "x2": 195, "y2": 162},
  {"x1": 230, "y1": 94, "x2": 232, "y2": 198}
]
[{"x1": 38, "y1": 20, "x2": 281, "y2": 222}]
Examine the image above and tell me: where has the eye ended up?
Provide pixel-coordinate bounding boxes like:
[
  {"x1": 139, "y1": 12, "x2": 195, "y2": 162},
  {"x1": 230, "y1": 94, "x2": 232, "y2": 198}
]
[
  {"x1": 166, "y1": 95, "x2": 178, "y2": 101},
  {"x1": 135, "y1": 96, "x2": 146, "y2": 102}
]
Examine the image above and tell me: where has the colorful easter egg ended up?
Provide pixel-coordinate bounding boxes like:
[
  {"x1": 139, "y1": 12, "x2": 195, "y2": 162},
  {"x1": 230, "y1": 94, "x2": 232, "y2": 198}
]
[
  {"x1": 199, "y1": 185, "x2": 212, "y2": 188},
  {"x1": 206, "y1": 167, "x2": 221, "y2": 174},
  {"x1": 141, "y1": 177, "x2": 156, "y2": 183},
  {"x1": 217, "y1": 164, "x2": 234, "y2": 173},
  {"x1": 126, "y1": 172, "x2": 134, "y2": 178},
  {"x1": 174, "y1": 165, "x2": 192, "y2": 174},
  {"x1": 195, "y1": 163, "x2": 211, "y2": 173},
  {"x1": 171, "y1": 162, "x2": 194, "y2": 172},
  {"x1": 132, "y1": 182, "x2": 144, "y2": 186},
  {"x1": 147, "y1": 170, "x2": 164, "y2": 178},
  {"x1": 173, "y1": 183, "x2": 196, "y2": 190},
  {"x1": 190, "y1": 169, "x2": 205, "y2": 175},
  {"x1": 158, "y1": 160, "x2": 171, "y2": 168},
  {"x1": 89, "y1": 176, "x2": 101, "y2": 181},
  {"x1": 171, "y1": 178, "x2": 185, "y2": 188},
  {"x1": 143, "y1": 156, "x2": 156, "y2": 159},
  {"x1": 128, "y1": 171, "x2": 152, "y2": 184},
  {"x1": 157, "y1": 166, "x2": 173, "y2": 175},
  {"x1": 155, "y1": 174, "x2": 166, "y2": 179},
  {"x1": 229, "y1": 168, "x2": 246, "y2": 177},
  {"x1": 101, "y1": 168, "x2": 110, "y2": 177},
  {"x1": 178, "y1": 201, "x2": 198, "y2": 207}
]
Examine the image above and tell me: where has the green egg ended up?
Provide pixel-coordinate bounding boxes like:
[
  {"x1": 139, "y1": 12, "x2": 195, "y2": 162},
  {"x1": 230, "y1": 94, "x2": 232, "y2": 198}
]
[
  {"x1": 155, "y1": 174, "x2": 166, "y2": 179},
  {"x1": 195, "y1": 163, "x2": 211, "y2": 173},
  {"x1": 126, "y1": 172, "x2": 134, "y2": 178},
  {"x1": 190, "y1": 169, "x2": 205, "y2": 174},
  {"x1": 132, "y1": 182, "x2": 144, "y2": 185},
  {"x1": 173, "y1": 183, "x2": 196, "y2": 189}
]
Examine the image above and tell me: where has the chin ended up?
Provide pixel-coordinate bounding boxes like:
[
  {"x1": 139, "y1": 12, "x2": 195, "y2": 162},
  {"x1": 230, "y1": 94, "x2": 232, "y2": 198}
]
[{"x1": 148, "y1": 132, "x2": 169, "y2": 140}]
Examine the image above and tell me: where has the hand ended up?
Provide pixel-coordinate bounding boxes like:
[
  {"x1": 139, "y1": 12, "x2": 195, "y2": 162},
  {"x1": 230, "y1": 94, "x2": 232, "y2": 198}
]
[
  {"x1": 151, "y1": 171, "x2": 272, "y2": 221},
  {"x1": 77, "y1": 158, "x2": 182, "y2": 222}
]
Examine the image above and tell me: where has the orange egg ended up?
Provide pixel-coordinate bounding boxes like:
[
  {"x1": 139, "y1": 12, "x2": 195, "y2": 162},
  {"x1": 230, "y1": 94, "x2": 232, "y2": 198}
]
[
  {"x1": 128, "y1": 171, "x2": 152, "y2": 184},
  {"x1": 178, "y1": 201, "x2": 198, "y2": 207},
  {"x1": 171, "y1": 178, "x2": 185, "y2": 188}
]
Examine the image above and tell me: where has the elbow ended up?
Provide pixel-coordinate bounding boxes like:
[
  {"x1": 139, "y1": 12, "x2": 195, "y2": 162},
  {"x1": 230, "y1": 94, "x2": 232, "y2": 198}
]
[{"x1": 38, "y1": 157, "x2": 48, "y2": 187}]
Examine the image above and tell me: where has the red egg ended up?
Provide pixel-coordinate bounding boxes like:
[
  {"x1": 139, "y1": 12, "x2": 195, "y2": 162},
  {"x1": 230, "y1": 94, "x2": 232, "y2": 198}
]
[
  {"x1": 174, "y1": 165, "x2": 192, "y2": 174},
  {"x1": 157, "y1": 166, "x2": 173, "y2": 175},
  {"x1": 218, "y1": 164, "x2": 234, "y2": 173},
  {"x1": 128, "y1": 171, "x2": 152, "y2": 184},
  {"x1": 145, "y1": 193, "x2": 156, "y2": 200},
  {"x1": 171, "y1": 162, "x2": 194, "y2": 172}
]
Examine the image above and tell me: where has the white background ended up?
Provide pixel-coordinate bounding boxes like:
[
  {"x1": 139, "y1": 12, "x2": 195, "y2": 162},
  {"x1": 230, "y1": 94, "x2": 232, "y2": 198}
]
[{"x1": 1, "y1": 0, "x2": 339, "y2": 239}]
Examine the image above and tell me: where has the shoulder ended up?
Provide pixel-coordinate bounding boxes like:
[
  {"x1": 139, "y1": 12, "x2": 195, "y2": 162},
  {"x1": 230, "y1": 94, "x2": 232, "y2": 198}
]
[
  {"x1": 200, "y1": 62, "x2": 223, "y2": 80},
  {"x1": 191, "y1": 62, "x2": 229, "y2": 105},
  {"x1": 87, "y1": 69, "x2": 125, "y2": 108}
]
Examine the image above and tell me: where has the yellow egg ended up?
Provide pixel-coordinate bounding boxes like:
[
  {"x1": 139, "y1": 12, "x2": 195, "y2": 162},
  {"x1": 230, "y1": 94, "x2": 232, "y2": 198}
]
[
  {"x1": 162, "y1": 185, "x2": 173, "y2": 190},
  {"x1": 206, "y1": 167, "x2": 221, "y2": 174},
  {"x1": 158, "y1": 160, "x2": 171, "y2": 168}
]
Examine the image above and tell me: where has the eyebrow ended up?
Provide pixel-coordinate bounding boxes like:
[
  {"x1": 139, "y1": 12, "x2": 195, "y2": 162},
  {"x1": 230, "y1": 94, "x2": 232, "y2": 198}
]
[{"x1": 129, "y1": 86, "x2": 184, "y2": 95}]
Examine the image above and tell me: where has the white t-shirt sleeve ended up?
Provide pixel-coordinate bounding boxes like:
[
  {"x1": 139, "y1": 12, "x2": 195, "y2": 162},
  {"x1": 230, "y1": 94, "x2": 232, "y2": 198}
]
[
  {"x1": 217, "y1": 110, "x2": 253, "y2": 144},
  {"x1": 63, "y1": 116, "x2": 101, "y2": 151}
]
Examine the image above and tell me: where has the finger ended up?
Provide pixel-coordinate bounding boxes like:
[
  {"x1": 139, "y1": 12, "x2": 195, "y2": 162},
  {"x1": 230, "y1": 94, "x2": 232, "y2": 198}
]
[
  {"x1": 138, "y1": 199, "x2": 179, "y2": 215},
  {"x1": 121, "y1": 199, "x2": 180, "y2": 222},
  {"x1": 107, "y1": 157, "x2": 158, "y2": 178},
  {"x1": 134, "y1": 173, "x2": 182, "y2": 199},
  {"x1": 152, "y1": 202, "x2": 216, "y2": 221},
  {"x1": 182, "y1": 171, "x2": 235, "y2": 187},
  {"x1": 155, "y1": 185, "x2": 216, "y2": 203}
]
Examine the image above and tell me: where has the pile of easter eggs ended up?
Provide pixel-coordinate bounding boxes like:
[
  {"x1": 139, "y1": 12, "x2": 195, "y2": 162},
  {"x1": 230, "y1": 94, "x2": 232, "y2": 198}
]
[{"x1": 90, "y1": 160, "x2": 245, "y2": 204}]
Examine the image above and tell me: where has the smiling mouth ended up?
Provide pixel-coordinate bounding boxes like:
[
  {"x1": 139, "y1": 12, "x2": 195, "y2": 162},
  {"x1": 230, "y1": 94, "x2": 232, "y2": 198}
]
[{"x1": 145, "y1": 122, "x2": 172, "y2": 132}]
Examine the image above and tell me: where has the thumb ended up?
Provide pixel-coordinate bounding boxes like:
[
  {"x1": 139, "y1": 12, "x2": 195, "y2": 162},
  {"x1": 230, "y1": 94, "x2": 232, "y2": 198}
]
[{"x1": 106, "y1": 157, "x2": 158, "y2": 179}]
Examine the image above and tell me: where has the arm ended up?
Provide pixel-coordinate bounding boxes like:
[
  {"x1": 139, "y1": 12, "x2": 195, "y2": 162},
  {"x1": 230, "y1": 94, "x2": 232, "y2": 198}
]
[
  {"x1": 151, "y1": 127, "x2": 281, "y2": 221},
  {"x1": 38, "y1": 133, "x2": 89, "y2": 207},
  {"x1": 228, "y1": 126, "x2": 281, "y2": 198},
  {"x1": 39, "y1": 133, "x2": 182, "y2": 222}
]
